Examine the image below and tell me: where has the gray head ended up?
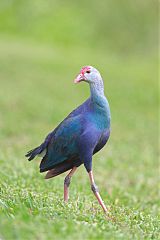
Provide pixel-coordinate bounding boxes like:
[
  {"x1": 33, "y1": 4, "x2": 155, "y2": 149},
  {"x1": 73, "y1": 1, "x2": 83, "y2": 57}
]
[{"x1": 74, "y1": 66, "x2": 103, "y2": 84}]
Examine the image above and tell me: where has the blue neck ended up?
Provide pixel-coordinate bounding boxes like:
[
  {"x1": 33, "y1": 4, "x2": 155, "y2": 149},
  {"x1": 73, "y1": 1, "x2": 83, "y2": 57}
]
[{"x1": 89, "y1": 79, "x2": 111, "y2": 121}]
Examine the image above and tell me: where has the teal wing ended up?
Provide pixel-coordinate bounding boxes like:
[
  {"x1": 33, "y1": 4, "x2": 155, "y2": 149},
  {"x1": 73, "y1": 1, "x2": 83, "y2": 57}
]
[{"x1": 40, "y1": 115, "x2": 82, "y2": 172}]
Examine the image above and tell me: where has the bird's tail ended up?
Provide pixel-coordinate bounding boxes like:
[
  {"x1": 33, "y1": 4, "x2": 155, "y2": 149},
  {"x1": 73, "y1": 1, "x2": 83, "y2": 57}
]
[
  {"x1": 25, "y1": 132, "x2": 53, "y2": 161},
  {"x1": 25, "y1": 143, "x2": 46, "y2": 161}
]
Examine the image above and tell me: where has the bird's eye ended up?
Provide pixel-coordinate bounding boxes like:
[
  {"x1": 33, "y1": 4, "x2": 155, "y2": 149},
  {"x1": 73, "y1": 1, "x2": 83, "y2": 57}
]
[{"x1": 86, "y1": 70, "x2": 91, "y2": 74}]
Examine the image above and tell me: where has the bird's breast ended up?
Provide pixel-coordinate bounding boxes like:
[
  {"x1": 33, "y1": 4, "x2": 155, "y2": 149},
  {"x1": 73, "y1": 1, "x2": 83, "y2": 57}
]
[
  {"x1": 87, "y1": 109, "x2": 110, "y2": 131},
  {"x1": 93, "y1": 129, "x2": 110, "y2": 154}
]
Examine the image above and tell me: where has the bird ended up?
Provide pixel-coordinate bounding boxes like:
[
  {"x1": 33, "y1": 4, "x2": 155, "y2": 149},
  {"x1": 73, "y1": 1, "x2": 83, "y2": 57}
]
[{"x1": 25, "y1": 66, "x2": 111, "y2": 213}]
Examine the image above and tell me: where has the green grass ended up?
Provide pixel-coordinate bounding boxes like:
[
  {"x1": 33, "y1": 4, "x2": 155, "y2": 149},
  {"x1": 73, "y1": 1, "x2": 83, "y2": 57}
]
[
  {"x1": 0, "y1": 36, "x2": 158, "y2": 240},
  {"x1": 0, "y1": 0, "x2": 159, "y2": 239}
]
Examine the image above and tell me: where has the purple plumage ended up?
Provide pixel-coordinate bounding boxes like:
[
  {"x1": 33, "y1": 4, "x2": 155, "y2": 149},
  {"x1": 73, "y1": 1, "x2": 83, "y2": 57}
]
[{"x1": 25, "y1": 66, "x2": 111, "y2": 213}]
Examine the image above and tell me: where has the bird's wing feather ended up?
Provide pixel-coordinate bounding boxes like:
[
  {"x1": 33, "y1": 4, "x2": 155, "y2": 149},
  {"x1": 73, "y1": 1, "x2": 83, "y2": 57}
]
[
  {"x1": 40, "y1": 114, "x2": 83, "y2": 172},
  {"x1": 25, "y1": 98, "x2": 91, "y2": 161}
]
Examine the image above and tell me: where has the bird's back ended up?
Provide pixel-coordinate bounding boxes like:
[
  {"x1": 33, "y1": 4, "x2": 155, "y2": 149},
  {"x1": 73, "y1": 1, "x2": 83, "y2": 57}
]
[{"x1": 39, "y1": 98, "x2": 92, "y2": 172}]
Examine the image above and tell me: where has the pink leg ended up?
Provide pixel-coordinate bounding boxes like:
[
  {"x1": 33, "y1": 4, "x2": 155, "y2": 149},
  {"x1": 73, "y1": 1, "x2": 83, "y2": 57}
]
[
  {"x1": 89, "y1": 171, "x2": 108, "y2": 213},
  {"x1": 64, "y1": 167, "x2": 77, "y2": 202}
]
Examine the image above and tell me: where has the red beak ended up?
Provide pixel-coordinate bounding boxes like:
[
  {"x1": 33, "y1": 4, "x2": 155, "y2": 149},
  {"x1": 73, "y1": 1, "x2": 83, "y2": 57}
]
[{"x1": 74, "y1": 74, "x2": 85, "y2": 84}]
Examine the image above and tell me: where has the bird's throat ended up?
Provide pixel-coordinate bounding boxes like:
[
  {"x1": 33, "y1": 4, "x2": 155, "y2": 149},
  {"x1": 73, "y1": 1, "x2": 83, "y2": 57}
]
[{"x1": 90, "y1": 80, "x2": 105, "y2": 104}]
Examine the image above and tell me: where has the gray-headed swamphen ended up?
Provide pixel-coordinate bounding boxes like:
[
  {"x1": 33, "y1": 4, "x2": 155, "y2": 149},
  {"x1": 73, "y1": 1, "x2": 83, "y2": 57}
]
[{"x1": 25, "y1": 66, "x2": 111, "y2": 213}]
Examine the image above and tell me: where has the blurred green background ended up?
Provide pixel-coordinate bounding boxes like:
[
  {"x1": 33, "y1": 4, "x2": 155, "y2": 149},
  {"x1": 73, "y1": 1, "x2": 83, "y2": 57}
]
[{"x1": 0, "y1": 1, "x2": 159, "y2": 240}]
